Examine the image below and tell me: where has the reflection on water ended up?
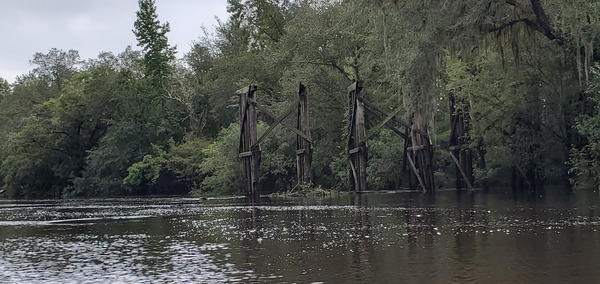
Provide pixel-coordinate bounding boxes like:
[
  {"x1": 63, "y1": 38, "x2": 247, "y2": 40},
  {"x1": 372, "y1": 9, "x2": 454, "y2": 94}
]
[{"x1": 1, "y1": 190, "x2": 600, "y2": 283}]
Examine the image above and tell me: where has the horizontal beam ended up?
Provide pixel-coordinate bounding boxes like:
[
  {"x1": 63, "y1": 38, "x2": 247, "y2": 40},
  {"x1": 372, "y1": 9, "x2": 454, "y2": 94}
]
[
  {"x1": 449, "y1": 145, "x2": 469, "y2": 151},
  {"x1": 238, "y1": 151, "x2": 253, "y2": 158},
  {"x1": 406, "y1": 145, "x2": 425, "y2": 152}
]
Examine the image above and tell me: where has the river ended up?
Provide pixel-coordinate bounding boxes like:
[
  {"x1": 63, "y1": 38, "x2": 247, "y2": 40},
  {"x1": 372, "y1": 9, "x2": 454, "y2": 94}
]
[{"x1": 1, "y1": 189, "x2": 599, "y2": 283}]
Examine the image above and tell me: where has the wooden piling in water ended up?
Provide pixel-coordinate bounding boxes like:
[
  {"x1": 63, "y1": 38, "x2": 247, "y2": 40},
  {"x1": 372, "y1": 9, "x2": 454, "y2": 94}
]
[
  {"x1": 348, "y1": 81, "x2": 368, "y2": 193},
  {"x1": 404, "y1": 114, "x2": 436, "y2": 192},
  {"x1": 237, "y1": 83, "x2": 314, "y2": 195},
  {"x1": 237, "y1": 86, "x2": 261, "y2": 198},
  {"x1": 345, "y1": 80, "x2": 436, "y2": 192},
  {"x1": 296, "y1": 83, "x2": 312, "y2": 186},
  {"x1": 449, "y1": 93, "x2": 474, "y2": 190}
]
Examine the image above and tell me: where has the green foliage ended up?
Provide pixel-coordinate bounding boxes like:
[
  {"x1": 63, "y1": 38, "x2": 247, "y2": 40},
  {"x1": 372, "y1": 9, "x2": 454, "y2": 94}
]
[
  {"x1": 1, "y1": 76, "x2": 90, "y2": 198},
  {"x1": 167, "y1": 137, "x2": 209, "y2": 189},
  {"x1": 122, "y1": 137, "x2": 210, "y2": 193},
  {"x1": 258, "y1": 123, "x2": 296, "y2": 191},
  {"x1": 0, "y1": 78, "x2": 8, "y2": 102},
  {"x1": 199, "y1": 123, "x2": 243, "y2": 194},
  {"x1": 78, "y1": 116, "x2": 149, "y2": 196},
  {"x1": 570, "y1": 68, "x2": 600, "y2": 190},
  {"x1": 123, "y1": 144, "x2": 168, "y2": 187},
  {"x1": 31, "y1": 48, "x2": 81, "y2": 92},
  {"x1": 3, "y1": 0, "x2": 600, "y2": 199},
  {"x1": 221, "y1": 0, "x2": 289, "y2": 53},
  {"x1": 442, "y1": 41, "x2": 586, "y2": 188},
  {"x1": 367, "y1": 129, "x2": 404, "y2": 190},
  {"x1": 133, "y1": 0, "x2": 176, "y2": 87}
]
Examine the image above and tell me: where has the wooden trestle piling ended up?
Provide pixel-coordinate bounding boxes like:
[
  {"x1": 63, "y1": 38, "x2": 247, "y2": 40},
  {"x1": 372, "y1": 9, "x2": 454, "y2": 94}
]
[
  {"x1": 347, "y1": 81, "x2": 436, "y2": 192},
  {"x1": 449, "y1": 93, "x2": 474, "y2": 190},
  {"x1": 296, "y1": 84, "x2": 312, "y2": 186},
  {"x1": 405, "y1": 120, "x2": 436, "y2": 192},
  {"x1": 348, "y1": 81, "x2": 368, "y2": 193},
  {"x1": 237, "y1": 86, "x2": 261, "y2": 198},
  {"x1": 238, "y1": 80, "x2": 440, "y2": 195},
  {"x1": 237, "y1": 84, "x2": 313, "y2": 197}
]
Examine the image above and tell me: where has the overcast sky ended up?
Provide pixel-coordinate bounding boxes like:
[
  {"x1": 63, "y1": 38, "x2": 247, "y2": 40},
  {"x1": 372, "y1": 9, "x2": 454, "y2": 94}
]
[{"x1": 0, "y1": 0, "x2": 229, "y2": 83}]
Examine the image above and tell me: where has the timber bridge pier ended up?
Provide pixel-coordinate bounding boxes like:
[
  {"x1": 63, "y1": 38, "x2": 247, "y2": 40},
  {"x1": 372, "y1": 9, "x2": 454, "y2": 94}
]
[{"x1": 237, "y1": 81, "x2": 474, "y2": 198}]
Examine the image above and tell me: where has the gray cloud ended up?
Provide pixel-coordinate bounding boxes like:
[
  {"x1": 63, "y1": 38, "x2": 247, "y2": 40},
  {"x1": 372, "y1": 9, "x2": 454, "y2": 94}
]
[{"x1": 0, "y1": 0, "x2": 228, "y2": 82}]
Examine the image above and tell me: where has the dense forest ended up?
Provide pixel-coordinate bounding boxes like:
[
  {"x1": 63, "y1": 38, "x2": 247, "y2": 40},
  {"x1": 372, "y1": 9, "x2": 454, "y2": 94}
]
[{"x1": 0, "y1": 0, "x2": 599, "y2": 198}]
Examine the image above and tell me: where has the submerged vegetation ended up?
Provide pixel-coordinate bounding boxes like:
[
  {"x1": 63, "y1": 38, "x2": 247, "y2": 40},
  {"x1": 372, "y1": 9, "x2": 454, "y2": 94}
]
[{"x1": 1, "y1": 0, "x2": 600, "y2": 198}]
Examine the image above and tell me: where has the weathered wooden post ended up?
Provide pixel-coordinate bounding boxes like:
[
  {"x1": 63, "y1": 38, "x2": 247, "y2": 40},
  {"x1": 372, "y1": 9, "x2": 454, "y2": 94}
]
[
  {"x1": 417, "y1": 129, "x2": 435, "y2": 191},
  {"x1": 402, "y1": 126, "x2": 412, "y2": 189},
  {"x1": 449, "y1": 93, "x2": 474, "y2": 190},
  {"x1": 348, "y1": 81, "x2": 368, "y2": 193},
  {"x1": 404, "y1": 116, "x2": 420, "y2": 190},
  {"x1": 296, "y1": 83, "x2": 312, "y2": 186},
  {"x1": 237, "y1": 86, "x2": 261, "y2": 198},
  {"x1": 405, "y1": 115, "x2": 436, "y2": 191}
]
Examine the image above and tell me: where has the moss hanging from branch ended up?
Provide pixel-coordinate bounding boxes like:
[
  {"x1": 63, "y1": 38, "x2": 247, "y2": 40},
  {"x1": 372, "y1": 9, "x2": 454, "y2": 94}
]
[{"x1": 371, "y1": 0, "x2": 599, "y2": 137}]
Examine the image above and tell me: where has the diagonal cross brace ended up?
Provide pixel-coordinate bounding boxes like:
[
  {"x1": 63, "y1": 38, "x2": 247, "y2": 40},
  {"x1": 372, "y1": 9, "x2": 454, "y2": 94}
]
[
  {"x1": 365, "y1": 106, "x2": 405, "y2": 142},
  {"x1": 406, "y1": 153, "x2": 427, "y2": 191},
  {"x1": 251, "y1": 98, "x2": 312, "y2": 149},
  {"x1": 364, "y1": 105, "x2": 407, "y2": 139},
  {"x1": 356, "y1": 93, "x2": 428, "y2": 138},
  {"x1": 449, "y1": 151, "x2": 474, "y2": 190}
]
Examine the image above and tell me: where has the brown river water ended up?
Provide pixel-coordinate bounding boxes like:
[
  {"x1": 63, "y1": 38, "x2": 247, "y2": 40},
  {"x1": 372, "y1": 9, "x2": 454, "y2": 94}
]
[{"x1": 1, "y1": 189, "x2": 600, "y2": 283}]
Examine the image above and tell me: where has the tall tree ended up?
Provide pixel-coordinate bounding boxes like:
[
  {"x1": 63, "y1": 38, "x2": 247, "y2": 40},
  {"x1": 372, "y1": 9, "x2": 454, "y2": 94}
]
[
  {"x1": 74, "y1": 1, "x2": 186, "y2": 196},
  {"x1": 133, "y1": 0, "x2": 176, "y2": 89}
]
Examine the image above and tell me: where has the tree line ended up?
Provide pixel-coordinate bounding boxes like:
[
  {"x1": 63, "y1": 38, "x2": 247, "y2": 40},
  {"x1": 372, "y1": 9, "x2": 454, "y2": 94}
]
[{"x1": 0, "y1": 0, "x2": 599, "y2": 198}]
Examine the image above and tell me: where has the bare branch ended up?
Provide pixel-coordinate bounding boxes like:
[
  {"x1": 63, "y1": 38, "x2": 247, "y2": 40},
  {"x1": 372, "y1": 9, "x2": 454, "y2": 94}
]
[
  {"x1": 165, "y1": 75, "x2": 207, "y2": 136},
  {"x1": 530, "y1": 0, "x2": 562, "y2": 43}
]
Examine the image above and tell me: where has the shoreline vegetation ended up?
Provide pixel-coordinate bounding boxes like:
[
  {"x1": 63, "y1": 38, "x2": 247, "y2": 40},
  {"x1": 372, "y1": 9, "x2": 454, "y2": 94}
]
[{"x1": 2, "y1": 1, "x2": 600, "y2": 199}]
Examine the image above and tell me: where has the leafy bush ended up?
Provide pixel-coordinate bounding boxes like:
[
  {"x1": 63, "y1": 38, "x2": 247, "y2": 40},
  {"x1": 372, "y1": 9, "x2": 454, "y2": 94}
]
[
  {"x1": 121, "y1": 138, "x2": 210, "y2": 195},
  {"x1": 123, "y1": 144, "x2": 168, "y2": 188},
  {"x1": 570, "y1": 75, "x2": 600, "y2": 191},
  {"x1": 198, "y1": 123, "x2": 243, "y2": 195}
]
